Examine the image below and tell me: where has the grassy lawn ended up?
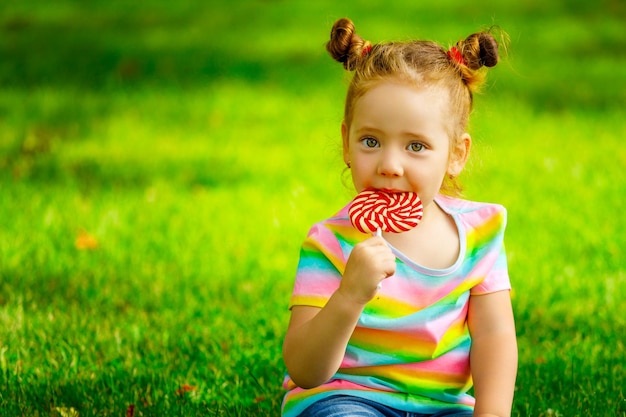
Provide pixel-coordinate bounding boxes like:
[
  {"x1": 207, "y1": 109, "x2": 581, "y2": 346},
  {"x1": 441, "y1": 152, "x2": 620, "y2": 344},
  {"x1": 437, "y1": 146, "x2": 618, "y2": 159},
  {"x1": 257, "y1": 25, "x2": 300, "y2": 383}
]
[{"x1": 1, "y1": 1, "x2": 624, "y2": 415}]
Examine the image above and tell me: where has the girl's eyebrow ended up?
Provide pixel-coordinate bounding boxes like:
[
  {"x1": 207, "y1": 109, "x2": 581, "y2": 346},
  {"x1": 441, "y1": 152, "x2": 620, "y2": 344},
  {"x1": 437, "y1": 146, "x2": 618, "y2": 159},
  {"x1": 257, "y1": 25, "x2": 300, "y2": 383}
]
[
  {"x1": 354, "y1": 125, "x2": 383, "y2": 134},
  {"x1": 355, "y1": 126, "x2": 432, "y2": 142}
]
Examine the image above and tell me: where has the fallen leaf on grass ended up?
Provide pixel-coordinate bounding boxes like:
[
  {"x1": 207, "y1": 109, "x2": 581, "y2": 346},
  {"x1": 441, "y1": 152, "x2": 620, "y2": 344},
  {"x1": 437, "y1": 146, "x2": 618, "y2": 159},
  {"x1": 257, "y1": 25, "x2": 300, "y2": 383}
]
[
  {"x1": 75, "y1": 229, "x2": 98, "y2": 250},
  {"x1": 126, "y1": 404, "x2": 135, "y2": 417},
  {"x1": 51, "y1": 407, "x2": 79, "y2": 417},
  {"x1": 175, "y1": 384, "x2": 197, "y2": 396}
]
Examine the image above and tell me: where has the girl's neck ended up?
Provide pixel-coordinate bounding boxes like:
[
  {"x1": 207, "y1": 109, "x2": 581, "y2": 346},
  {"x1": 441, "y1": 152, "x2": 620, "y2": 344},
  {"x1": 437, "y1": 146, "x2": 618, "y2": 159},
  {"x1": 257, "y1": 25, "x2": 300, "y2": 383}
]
[{"x1": 383, "y1": 199, "x2": 460, "y2": 270}]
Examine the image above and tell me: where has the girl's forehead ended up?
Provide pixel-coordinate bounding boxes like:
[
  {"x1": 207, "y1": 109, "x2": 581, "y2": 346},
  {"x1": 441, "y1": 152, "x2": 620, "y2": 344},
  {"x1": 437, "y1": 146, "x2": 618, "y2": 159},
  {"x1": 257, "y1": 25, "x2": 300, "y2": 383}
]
[
  {"x1": 350, "y1": 83, "x2": 450, "y2": 139},
  {"x1": 352, "y1": 82, "x2": 450, "y2": 116}
]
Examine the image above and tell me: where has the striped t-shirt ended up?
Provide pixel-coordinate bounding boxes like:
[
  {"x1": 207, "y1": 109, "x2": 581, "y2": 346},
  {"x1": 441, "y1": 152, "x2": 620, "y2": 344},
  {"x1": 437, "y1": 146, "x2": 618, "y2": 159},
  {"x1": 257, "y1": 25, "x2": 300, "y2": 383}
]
[{"x1": 282, "y1": 195, "x2": 511, "y2": 416}]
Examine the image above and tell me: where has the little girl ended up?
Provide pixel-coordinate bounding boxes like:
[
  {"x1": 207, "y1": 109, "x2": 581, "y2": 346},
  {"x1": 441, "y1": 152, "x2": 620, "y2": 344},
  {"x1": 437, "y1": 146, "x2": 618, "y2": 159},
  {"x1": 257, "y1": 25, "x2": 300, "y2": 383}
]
[{"x1": 282, "y1": 18, "x2": 517, "y2": 417}]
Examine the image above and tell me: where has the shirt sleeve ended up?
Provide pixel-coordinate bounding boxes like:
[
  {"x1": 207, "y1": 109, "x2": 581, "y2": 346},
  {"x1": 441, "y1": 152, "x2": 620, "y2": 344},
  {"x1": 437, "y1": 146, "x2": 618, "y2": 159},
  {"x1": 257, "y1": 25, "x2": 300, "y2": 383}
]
[
  {"x1": 288, "y1": 222, "x2": 348, "y2": 309},
  {"x1": 469, "y1": 205, "x2": 512, "y2": 295}
]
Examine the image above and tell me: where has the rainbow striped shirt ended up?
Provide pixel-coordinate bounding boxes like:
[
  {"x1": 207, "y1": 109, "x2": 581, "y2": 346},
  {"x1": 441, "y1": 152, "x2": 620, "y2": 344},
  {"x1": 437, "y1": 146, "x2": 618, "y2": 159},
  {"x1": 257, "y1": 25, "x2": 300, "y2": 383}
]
[{"x1": 282, "y1": 195, "x2": 510, "y2": 416}]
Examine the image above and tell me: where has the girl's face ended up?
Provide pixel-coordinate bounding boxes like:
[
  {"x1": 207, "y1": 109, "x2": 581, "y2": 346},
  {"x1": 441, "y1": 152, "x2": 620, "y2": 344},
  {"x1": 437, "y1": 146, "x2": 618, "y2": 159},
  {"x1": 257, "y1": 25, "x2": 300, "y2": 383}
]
[{"x1": 342, "y1": 81, "x2": 470, "y2": 210}]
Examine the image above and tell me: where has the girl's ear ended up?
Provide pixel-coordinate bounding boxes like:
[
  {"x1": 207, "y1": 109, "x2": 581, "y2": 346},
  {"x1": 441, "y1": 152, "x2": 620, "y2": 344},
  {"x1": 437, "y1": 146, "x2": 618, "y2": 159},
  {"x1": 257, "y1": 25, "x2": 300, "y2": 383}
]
[
  {"x1": 448, "y1": 133, "x2": 471, "y2": 177},
  {"x1": 342, "y1": 121, "x2": 350, "y2": 166}
]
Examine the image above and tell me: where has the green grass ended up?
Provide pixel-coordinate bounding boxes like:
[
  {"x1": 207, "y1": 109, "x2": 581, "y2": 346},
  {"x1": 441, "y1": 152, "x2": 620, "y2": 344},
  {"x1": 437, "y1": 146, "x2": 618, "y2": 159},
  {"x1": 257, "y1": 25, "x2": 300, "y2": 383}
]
[{"x1": 1, "y1": 0, "x2": 625, "y2": 415}]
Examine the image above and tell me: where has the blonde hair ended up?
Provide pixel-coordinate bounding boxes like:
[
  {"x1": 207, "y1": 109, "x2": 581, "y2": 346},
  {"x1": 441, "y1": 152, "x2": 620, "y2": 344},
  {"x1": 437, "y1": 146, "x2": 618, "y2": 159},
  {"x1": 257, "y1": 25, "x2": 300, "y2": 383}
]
[{"x1": 326, "y1": 18, "x2": 501, "y2": 195}]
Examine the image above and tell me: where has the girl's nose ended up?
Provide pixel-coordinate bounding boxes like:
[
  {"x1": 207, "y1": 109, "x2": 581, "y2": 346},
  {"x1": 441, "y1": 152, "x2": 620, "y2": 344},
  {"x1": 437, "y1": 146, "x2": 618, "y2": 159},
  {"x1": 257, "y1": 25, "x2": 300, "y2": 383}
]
[{"x1": 377, "y1": 150, "x2": 403, "y2": 177}]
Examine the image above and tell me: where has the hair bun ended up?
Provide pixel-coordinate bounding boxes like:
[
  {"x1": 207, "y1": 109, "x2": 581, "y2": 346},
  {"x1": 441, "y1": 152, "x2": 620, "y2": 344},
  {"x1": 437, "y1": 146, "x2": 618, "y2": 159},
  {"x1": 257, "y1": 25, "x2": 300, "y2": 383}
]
[
  {"x1": 477, "y1": 33, "x2": 499, "y2": 68},
  {"x1": 458, "y1": 32, "x2": 499, "y2": 70},
  {"x1": 449, "y1": 31, "x2": 502, "y2": 91},
  {"x1": 326, "y1": 18, "x2": 370, "y2": 70}
]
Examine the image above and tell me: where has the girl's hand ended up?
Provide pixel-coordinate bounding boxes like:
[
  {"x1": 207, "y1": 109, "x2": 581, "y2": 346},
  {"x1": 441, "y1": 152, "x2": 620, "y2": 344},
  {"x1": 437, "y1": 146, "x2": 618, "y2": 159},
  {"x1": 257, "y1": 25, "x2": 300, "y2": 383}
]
[{"x1": 338, "y1": 236, "x2": 396, "y2": 304}]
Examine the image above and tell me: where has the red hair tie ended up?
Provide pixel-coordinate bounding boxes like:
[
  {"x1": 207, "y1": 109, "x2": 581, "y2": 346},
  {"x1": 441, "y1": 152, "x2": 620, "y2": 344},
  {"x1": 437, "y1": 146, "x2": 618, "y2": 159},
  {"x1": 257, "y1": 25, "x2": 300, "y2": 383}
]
[
  {"x1": 447, "y1": 47, "x2": 466, "y2": 66},
  {"x1": 362, "y1": 44, "x2": 372, "y2": 57}
]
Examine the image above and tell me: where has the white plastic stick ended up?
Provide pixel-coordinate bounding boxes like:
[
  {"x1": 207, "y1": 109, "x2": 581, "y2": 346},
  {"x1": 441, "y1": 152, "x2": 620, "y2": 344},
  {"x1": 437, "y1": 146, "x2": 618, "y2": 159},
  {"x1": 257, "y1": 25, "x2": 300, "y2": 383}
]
[{"x1": 376, "y1": 227, "x2": 383, "y2": 290}]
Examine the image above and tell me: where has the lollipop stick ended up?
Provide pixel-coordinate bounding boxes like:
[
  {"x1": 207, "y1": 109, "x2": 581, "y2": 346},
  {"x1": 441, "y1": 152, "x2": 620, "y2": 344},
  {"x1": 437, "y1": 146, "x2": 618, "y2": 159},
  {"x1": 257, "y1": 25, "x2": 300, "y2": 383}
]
[{"x1": 375, "y1": 227, "x2": 383, "y2": 290}]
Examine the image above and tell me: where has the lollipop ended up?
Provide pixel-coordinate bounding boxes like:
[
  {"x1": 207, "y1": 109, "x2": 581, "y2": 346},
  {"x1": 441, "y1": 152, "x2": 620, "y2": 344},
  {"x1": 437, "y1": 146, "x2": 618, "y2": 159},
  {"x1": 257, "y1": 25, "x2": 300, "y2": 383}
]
[{"x1": 349, "y1": 189, "x2": 423, "y2": 235}]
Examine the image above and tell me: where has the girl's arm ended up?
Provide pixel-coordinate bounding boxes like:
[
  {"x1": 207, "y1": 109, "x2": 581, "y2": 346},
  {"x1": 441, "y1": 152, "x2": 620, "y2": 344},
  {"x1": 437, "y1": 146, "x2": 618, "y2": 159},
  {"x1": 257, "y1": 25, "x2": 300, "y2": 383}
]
[
  {"x1": 468, "y1": 290, "x2": 518, "y2": 417},
  {"x1": 283, "y1": 236, "x2": 396, "y2": 389}
]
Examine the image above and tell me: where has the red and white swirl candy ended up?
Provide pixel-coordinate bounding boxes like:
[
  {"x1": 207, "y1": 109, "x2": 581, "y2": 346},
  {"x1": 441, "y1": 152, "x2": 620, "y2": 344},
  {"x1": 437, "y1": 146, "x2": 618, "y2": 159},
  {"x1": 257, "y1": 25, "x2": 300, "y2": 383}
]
[{"x1": 349, "y1": 189, "x2": 423, "y2": 234}]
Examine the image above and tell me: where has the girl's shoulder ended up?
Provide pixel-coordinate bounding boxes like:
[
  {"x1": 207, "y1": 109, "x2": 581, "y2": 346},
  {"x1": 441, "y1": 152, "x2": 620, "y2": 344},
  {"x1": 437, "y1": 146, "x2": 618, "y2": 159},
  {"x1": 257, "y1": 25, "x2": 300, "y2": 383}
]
[
  {"x1": 436, "y1": 194, "x2": 507, "y2": 231},
  {"x1": 304, "y1": 202, "x2": 363, "y2": 242},
  {"x1": 311, "y1": 203, "x2": 351, "y2": 230},
  {"x1": 436, "y1": 194, "x2": 506, "y2": 216}
]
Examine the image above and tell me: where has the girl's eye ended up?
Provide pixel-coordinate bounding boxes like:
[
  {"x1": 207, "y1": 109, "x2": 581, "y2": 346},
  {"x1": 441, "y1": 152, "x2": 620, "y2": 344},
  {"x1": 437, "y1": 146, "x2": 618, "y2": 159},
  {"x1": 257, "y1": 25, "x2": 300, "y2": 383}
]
[
  {"x1": 408, "y1": 142, "x2": 425, "y2": 152},
  {"x1": 362, "y1": 137, "x2": 379, "y2": 148}
]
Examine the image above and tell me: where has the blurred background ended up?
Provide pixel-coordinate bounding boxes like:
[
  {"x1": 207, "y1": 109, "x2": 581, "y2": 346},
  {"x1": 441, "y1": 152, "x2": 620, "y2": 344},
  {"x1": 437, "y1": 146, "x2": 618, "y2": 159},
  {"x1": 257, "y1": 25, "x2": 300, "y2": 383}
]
[{"x1": 0, "y1": 0, "x2": 624, "y2": 415}]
